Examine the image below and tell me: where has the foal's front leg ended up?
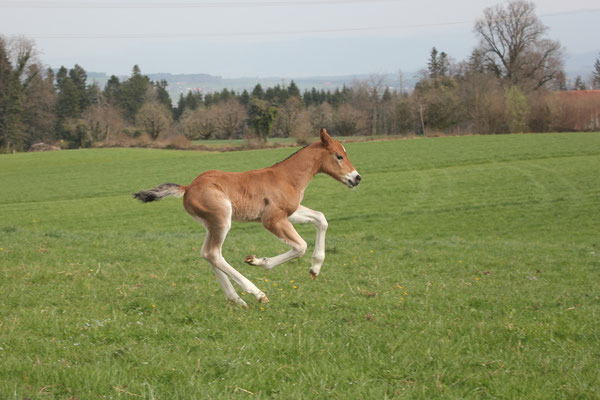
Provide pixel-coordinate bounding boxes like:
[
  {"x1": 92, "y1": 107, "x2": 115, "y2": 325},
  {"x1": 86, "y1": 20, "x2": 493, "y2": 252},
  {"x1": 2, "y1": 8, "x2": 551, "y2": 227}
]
[
  {"x1": 245, "y1": 205, "x2": 328, "y2": 278},
  {"x1": 244, "y1": 215, "x2": 307, "y2": 270},
  {"x1": 287, "y1": 205, "x2": 328, "y2": 279}
]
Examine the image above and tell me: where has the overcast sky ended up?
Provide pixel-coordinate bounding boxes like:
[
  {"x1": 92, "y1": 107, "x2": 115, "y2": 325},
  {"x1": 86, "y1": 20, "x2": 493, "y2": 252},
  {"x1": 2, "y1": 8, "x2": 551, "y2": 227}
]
[{"x1": 1, "y1": 0, "x2": 599, "y2": 77}]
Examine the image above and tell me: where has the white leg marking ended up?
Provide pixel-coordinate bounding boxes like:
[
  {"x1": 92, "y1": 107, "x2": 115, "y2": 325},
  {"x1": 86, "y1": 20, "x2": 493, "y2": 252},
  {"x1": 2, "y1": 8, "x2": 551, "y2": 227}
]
[
  {"x1": 260, "y1": 240, "x2": 307, "y2": 270},
  {"x1": 245, "y1": 219, "x2": 306, "y2": 271},
  {"x1": 289, "y1": 205, "x2": 328, "y2": 278},
  {"x1": 196, "y1": 203, "x2": 268, "y2": 305},
  {"x1": 211, "y1": 266, "x2": 248, "y2": 308},
  {"x1": 212, "y1": 254, "x2": 267, "y2": 303}
]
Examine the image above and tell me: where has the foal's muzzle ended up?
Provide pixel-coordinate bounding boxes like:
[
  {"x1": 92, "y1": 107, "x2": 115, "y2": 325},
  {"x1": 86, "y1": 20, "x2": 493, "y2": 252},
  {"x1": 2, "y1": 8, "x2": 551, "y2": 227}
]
[{"x1": 345, "y1": 171, "x2": 362, "y2": 188}]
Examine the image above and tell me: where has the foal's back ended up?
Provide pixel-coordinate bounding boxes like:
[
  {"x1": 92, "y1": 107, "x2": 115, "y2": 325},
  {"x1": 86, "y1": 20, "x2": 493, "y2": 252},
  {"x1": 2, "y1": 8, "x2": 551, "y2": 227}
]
[{"x1": 183, "y1": 167, "x2": 300, "y2": 223}]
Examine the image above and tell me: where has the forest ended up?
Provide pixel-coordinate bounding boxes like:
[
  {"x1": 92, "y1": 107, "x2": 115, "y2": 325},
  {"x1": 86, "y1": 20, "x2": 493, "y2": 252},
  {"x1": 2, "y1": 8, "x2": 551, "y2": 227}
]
[{"x1": 1, "y1": 0, "x2": 600, "y2": 152}]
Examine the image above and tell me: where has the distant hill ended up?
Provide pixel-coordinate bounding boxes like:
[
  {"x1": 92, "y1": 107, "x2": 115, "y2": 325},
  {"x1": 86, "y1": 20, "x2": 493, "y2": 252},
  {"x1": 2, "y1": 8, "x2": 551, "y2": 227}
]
[
  {"x1": 85, "y1": 71, "x2": 417, "y2": 102},
  {"x1": 81, "y1": 48, "x2": 599, "y2": 102}
]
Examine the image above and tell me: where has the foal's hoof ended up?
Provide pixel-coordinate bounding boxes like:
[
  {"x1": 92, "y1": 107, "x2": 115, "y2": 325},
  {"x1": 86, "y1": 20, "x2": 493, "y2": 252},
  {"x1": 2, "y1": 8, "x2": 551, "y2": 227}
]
[
  {"x1": 309, "y1": 270, "x2": 318, "y2": 280},
  {"x1": 258, "y1": 294, "x2": 270, "y2": 303},
  {"x1": 244, "y1": 255, "x2": 259, "y2": 265},
  {"x1": 230, "y1": 297, "x2": 249, "y2": 309}
]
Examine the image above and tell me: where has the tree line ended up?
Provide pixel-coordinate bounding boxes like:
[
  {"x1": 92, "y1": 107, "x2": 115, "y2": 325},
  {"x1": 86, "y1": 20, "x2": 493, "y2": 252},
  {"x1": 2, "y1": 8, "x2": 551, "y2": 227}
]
[{"x1": 2, "y1": 0, "x2": 600, "y2": 152}]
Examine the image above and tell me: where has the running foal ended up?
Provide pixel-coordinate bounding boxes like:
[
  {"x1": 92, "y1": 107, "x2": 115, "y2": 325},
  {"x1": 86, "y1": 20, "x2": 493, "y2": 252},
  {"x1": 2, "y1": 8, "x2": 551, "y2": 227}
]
[{"x1": 134, "y1": 129, "x2": 361, "y2": 308}]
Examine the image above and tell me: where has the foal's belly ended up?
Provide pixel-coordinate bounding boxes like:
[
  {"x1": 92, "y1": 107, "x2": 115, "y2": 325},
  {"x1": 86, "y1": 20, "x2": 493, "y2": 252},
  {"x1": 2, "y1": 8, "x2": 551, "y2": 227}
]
[{"x1": 231, "y1": 201, "x2": 263, "y2": 222}]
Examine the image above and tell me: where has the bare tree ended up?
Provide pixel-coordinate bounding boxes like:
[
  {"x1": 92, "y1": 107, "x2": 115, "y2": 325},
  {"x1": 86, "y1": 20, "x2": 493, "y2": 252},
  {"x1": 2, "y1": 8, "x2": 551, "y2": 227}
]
[
  {"x1": 0, "y1": 36, "x2": 52, "y2": 151},
  {"x1": 177, "y1": 106, "x2": 215, "y2": 140},
  {"x1": 397, "y1": 68, "x2": 405, "y2": 95},
  {"x1": 457, "y1": 71, "x2": 506, "y2": 134},
  {"x1": 290, "y1": 110, "x2": 313, "y2": 145},
  {"x1": 212, "y1": 99, "x2": 247, "y2": 139},
  {"x1": 332, "y1": 104, "x2": 368, "y2": 136},
  {"x1": 308, "y1": 102, "x2": 333, "y2": 134},
  {"x1": 474, "y1": 0, "x2": 563, "y2": 90},
  {"x1": 135, "y1": 102, "x2": 173, "y2": 139},
  {"x1": 274, "y1": 97, "x2": 303, "y2": 138},
  {"x1": 351, "y1": 80, "x2": 380, "y2": 135},
  {"x1": 22, "y1": 65, "x2": 57, "y2": 145},
  {"x1": 84, "y1": 102, "x2": 126, "y2": 142},
  {"x1": 5, "y1": 35, "x2": 39, "y2": 75}
]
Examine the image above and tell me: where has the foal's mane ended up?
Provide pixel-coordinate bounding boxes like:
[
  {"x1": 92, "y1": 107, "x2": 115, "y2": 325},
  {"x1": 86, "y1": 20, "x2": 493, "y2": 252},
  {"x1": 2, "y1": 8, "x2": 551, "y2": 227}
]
[{"x1": 272, "y1": 145, "x2": 309, "y2": 167}]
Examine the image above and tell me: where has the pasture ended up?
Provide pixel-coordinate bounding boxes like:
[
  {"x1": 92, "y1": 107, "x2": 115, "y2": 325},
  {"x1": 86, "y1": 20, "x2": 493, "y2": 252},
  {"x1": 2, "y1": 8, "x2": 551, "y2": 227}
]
[{"x1": 0, "y1": 132, "x2": 599, "y2": 399}]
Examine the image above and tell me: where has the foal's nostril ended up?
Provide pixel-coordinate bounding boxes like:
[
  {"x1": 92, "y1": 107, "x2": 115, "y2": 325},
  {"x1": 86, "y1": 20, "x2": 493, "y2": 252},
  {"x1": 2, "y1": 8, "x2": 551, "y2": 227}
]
[{"x1": 355, "y1": 174, "x2": 362, "y2": 183}]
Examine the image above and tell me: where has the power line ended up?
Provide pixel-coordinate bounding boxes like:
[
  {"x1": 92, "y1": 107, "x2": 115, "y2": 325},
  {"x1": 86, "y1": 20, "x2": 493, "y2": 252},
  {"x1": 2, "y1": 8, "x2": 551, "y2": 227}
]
[
  {"x1": 7, "y1": 7, "x2": 600, "y2": 40},
  {"x1": 20, "y1": 22, "x2": 471, "y2": 39},
  {"x1": 0, "y1": 0, "x2": 405, "y2": 8}
]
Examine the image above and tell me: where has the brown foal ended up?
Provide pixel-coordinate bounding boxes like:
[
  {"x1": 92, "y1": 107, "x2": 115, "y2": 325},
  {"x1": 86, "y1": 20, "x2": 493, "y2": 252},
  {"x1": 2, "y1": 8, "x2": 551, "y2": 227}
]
[{"x1": 134, "y1": 129, "x2": 361, "y2": 308}]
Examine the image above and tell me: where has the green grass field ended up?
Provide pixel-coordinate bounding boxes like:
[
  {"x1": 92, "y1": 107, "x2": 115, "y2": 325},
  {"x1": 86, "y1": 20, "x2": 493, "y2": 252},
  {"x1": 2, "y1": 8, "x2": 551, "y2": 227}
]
[{"x1": 1, "y1": 133, "x2": 599, "y2": 399}]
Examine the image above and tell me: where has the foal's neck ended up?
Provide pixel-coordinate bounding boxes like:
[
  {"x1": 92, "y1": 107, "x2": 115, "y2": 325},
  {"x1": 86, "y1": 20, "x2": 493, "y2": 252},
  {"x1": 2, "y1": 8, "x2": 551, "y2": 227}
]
[{"x1": 271, "y1": 144, "x2": 323, "y2": 190}]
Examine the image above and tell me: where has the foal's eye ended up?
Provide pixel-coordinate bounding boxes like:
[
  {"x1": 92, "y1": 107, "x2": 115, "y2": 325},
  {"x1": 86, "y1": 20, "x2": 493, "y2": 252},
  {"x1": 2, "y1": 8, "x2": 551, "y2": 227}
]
[{"x1": 336, "y1": 155, "x2": 344, "y2": 161}]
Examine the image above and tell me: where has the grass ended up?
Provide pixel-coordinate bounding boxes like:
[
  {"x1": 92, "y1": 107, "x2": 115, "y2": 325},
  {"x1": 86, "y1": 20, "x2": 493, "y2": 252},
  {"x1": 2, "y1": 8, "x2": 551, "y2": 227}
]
[{"x1": 1, "y1": 132, "x2": 599, "y2": 399}]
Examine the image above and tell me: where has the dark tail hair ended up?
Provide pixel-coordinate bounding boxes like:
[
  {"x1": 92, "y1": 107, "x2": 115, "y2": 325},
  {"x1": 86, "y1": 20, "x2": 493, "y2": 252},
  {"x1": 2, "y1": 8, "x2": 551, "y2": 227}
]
[{"x1": 133, "y1": 183, "x2": 185, "y2": 203}]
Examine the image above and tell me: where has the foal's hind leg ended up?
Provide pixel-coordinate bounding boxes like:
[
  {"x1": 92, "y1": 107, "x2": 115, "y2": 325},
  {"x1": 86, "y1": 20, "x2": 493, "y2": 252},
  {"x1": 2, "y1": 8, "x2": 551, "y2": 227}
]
[
  {"x1": 211, "y1": 267, "x2": 248, "y2": 309},
  {"x1": 287, "y1": 205, "x2": 328, "y2": 279},
  {"x1": 202, "y1": 222, "x2": 269, "y2": 304},
  {"x1": 244, "y1": 213, "x2": 307, "y2": 270}
]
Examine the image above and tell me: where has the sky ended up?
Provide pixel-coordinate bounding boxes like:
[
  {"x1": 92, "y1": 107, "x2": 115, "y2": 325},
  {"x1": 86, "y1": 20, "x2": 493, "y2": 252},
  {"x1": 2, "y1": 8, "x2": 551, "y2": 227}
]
[{"x1": 1, "y1": 0, "x2": 599, "y2": 78}]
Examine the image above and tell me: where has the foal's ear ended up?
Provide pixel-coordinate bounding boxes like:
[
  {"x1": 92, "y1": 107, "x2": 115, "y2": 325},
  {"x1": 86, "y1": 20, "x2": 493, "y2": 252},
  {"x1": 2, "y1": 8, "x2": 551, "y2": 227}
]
[{"x1": 319, "y1": 128, "x2": 332, "y2": 146}]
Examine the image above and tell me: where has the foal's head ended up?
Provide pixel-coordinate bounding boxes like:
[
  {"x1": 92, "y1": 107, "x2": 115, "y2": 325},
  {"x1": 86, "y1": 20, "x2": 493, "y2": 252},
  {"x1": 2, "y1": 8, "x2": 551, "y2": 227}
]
[{"x1": 317, "y1": 129, "x2": 362, "y2": 188}]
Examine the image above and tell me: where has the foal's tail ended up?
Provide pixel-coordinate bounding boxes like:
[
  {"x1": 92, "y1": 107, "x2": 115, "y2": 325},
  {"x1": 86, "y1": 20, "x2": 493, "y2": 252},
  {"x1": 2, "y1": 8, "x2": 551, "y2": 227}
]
[{"x1": 133, "y1": 183, "x2": 186, "y2": 203}]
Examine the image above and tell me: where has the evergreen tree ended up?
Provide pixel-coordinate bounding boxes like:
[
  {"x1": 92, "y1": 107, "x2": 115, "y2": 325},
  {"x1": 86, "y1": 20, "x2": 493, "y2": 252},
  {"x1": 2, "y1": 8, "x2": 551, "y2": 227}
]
[
  {"x1": 119, "y1": 65, "x2": 152, "y2": 123},
  {"x1": 251, "y1": 83, "x2": 264, "y2": 99},
  {"x1": 87, "y1": 82, "x2": 101, "y2": 107},
  {"x1": 220, "y1": 88, "x2": 232, "y2": 102},
  {"x1": 0, "y1": 38, "x2": 22, "y2": 150},
  {"x1": 309, "y1": 88, "x2": 319, "y2": 105},
  {"x1": 55, "y1": 73, "x2": 81, "y2": 119},
  {"x1": 427, "y1": 47, "x2": 450, "y2": 80},
  {"x1": 330, "y1": 88, "x2": 342, "y2": 108},
  {"x1": 319, "y1": 89, "x2": 327, "y2": 104},
  {"x1": 248, "y1": 98, "x2": 277, "y2": 142},
  {"x1": 557, "y1": 71, "x2": 568, "y2": 91},
  {"x1": 428, "y1": 47, "x2": 440, "y2": 79},
  {"x1": 288, "y1": 80, "x2": 301, "y2": 98},
  {"x1": 573, "y1": 75, "x2": 586, "y2": 91},
  {"x1": 69, "y1": 64, "x2": 89, "y2": 111},
  {"x1": 103, "y1": 75, "x2": 121, "y2": 105},
  {"x1": 239, "y1": 89, "x2": 250, "y2": 106},
  {"x1": 439, "y1": 52, "x2": 449, "y2": 77},
  {"x1": 341, "y1": 85, "x2": 352, "y2": 103},
  {"x1": 302, "y1": 90, "x2": 312, "y2": 106},
  {"x1": 204, "y1": 92, "x2": 215, "y2": 107},
  {"x1": 265, "y1": 86, "x2": 280, "y2": 103},
  {"x1": 55, "y1": 66, "x2": 68, "y2": 91},
  {"x1": 593, "y1": 53, "x2": 600, "y2": 89},
  {"x1": 382, "y1": 87, "x2": 392, "y2": 102},
  {"x1": 55, "y1": 64, "x2": 92, "y2": 125},
  {"x1": 154, "y1": 79, "x2": 172, "y2": 111},
  {"x1": 185, "y1": 91, "x2": 201, "y2": 110},
  {"x1": 174, "y1": 93, "x2": 186, "y2": 120}
]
